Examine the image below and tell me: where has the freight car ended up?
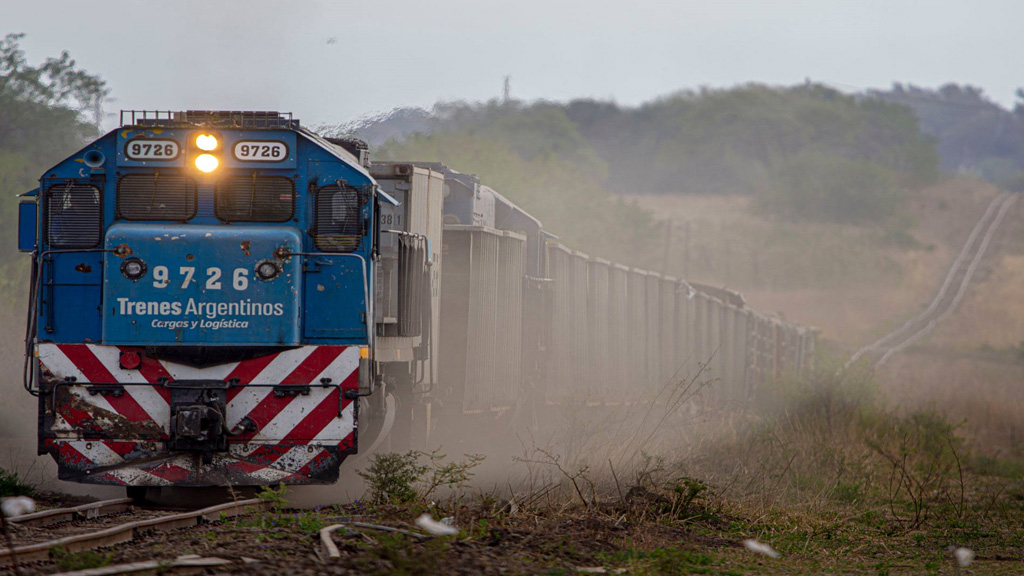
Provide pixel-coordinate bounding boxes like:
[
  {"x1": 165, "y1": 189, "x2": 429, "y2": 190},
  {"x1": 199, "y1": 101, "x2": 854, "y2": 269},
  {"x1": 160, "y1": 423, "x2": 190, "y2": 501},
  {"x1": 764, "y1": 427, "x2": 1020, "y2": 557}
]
[{"x1": 17, "y1": 111, "x2": 815, "y2": 495}]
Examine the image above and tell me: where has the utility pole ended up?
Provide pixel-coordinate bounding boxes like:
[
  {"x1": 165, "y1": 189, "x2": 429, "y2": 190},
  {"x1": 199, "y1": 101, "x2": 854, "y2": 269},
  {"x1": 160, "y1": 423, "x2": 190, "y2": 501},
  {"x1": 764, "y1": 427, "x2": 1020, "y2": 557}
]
[
  {"x1": 682, "y1": 220, "x2": 691, "y2": 280},
  {"x1": 661, "y1": 219, "x2": 673, "y2": 275},
  {"x1": 503, "y1": 76, "x2": 511, "y2": 103}
]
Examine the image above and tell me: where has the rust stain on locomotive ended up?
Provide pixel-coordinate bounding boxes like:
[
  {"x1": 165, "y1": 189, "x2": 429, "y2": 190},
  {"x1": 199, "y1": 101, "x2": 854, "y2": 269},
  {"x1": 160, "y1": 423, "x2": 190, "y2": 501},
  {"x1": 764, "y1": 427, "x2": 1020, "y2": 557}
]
[{"x1": 54, "y1": 385, "x2": 164, "y2": 440}]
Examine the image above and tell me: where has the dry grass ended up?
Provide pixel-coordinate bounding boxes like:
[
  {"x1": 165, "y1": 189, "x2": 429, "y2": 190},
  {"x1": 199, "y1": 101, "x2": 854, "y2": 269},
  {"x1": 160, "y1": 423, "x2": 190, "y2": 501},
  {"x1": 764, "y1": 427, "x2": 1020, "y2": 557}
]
[
  {"x1": 628, "y1": 178, "x2": 1008, "y2": 345},
  {"x1": 927, "y1": 198, "x2": 1024, "y2": 349}
]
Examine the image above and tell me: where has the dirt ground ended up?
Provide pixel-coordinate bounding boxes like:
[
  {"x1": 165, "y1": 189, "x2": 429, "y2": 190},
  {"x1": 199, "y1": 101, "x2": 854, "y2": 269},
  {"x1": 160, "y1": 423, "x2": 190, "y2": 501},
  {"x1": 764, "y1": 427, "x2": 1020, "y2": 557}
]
[{"x1": 7, "y1": 486, "x2": 1024, "y2": 576}]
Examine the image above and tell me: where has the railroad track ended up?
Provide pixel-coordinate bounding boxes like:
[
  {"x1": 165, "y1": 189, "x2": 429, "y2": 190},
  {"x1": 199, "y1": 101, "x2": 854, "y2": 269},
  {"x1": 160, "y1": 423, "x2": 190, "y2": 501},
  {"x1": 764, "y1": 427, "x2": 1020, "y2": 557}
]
[
  {"x1": 1, "y1": 497, "x2": 267, "y2": 569},
  {"x1": 846, "y1": 191, "x2": 1019, "y2": 370}
]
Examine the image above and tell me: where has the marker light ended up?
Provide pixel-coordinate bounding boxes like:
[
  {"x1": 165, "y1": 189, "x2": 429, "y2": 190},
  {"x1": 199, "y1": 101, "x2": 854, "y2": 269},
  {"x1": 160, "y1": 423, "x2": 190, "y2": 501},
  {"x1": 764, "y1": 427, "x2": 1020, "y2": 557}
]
[
  {"x1": 121, "y1": 257, "x2": 147, "y2": 280},
  {"x1": 195, "y1": 153, "x2": 219, "y2": 173},
  {"x1": 119, "y1": 350, "x2": 142, "y2": 370},
  {"x1": 195, "y1": 133, "x2": 218, "y2": 151},
  {"x1": 255, "y1": 260, "x2": 282, "y2": 281}
]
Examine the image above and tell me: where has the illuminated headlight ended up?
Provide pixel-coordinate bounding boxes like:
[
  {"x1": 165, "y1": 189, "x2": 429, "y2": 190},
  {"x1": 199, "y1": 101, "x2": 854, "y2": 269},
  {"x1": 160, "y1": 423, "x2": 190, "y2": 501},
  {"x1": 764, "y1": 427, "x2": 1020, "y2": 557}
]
[
  {"x1": 254, "y1": 260, "x2": 282, "y2": 281},
  {"x1": 195, "y1": 133, "x2": 218, "y2": 151},
  {"x1": 194, "y1": 153, "x2": 219, "y2": 173},
  {"x1": 120, "y1": 257, "x2": 147, "y2": 280}
]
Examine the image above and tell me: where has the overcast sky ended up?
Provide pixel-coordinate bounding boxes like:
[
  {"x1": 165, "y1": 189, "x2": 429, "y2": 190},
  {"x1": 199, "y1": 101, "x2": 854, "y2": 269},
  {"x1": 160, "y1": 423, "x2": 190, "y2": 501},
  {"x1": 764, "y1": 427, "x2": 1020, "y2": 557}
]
[{"x1": 8, "y1": 0, "x2": 1022, "y2": 128}]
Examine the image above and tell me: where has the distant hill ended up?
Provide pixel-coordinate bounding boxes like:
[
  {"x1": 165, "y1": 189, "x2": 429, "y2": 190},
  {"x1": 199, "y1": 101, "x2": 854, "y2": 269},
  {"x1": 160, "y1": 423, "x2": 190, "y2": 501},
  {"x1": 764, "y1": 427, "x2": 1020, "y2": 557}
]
[
  {"x1": 332, "y1": 84, "x2": 943, "y2": 232},
  {"x1": 871, "y1": 83, "x2": 1024, "y2": 189},
  {"x1": 320, "y1": 106, "x2": 436, "y2": 149}
]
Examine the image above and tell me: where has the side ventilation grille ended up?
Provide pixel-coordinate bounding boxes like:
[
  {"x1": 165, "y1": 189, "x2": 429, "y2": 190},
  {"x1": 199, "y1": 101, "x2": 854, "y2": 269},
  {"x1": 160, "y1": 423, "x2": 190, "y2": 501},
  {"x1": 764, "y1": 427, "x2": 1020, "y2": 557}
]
[
  {"x1": 45, "y1": 182, "x2": 102, "y2": 248},
  {"x1": 313, "y1": 184, "x2": 367, "y2": 253}
]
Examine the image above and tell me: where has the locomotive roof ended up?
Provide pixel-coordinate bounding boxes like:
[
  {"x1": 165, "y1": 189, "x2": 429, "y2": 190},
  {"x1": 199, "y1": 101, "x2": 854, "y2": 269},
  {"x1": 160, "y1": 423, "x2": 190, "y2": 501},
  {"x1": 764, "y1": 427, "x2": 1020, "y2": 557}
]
[{"x1": 114, "y1": 110, "x2": 372, "y2": 179}]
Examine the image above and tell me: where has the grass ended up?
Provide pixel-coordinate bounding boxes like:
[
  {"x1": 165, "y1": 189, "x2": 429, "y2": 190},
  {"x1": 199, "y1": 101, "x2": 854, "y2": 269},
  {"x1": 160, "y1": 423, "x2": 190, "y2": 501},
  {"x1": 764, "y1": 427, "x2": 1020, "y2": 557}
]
[
  {"x1": 599, "y1": 548, "x2": 743, "y2": 576},
  {"x1": 352, "y1": 532, "x2": 450, "y2": 576},
  {"x1": 50, "y1": 547, "x2": 113, "y2": 571},
  {"x1": 0, "y1": 467, "x2": 33, "y2": 497},
  {"x1": 237, "y1": 507, "x2": 328, "y2": 538}
]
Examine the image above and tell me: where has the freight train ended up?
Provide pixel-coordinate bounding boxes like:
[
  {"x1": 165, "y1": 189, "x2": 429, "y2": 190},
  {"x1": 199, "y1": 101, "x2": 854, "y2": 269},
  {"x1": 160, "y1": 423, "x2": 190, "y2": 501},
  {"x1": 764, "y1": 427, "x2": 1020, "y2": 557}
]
[{"x1": 17, "y1": 111, "x2": 816, "y2": 495}]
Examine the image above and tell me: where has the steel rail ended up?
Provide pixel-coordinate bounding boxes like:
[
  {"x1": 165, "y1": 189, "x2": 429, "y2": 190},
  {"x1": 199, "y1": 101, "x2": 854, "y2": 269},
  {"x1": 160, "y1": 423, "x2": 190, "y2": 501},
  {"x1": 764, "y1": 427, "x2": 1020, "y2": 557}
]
[
  {"x1": 876, "y1": 192, "x2": 1019, "y2": 365},
  {"x1": 0, "y1": 498, "x2": 268, "y2": 567},
  {"x1": 844, "y1": 192, "x2": 1018, "y2": 370},
  {"x1": 7, "y1": 498, "x2": 133, "y2": 528}
]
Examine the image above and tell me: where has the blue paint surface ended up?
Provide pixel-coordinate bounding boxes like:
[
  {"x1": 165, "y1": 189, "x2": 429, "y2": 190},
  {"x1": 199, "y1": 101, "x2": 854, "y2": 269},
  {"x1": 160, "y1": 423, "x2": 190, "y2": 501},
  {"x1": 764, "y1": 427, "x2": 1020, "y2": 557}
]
[{"x1": 102, "y1": 223, "x2": 303, "y2": 345}]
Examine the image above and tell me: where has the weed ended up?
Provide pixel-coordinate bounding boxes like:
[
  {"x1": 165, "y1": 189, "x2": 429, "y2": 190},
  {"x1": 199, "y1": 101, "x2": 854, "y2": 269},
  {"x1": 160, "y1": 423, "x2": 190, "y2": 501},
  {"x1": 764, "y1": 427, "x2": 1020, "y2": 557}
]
[
  {"x1": 600, "y1": 547, "x2": 735, "y2": 576},
  {"x1": 0, "y1": 467, "x2": 33, "y2": 497},
  {"x1": 967, "y1": 455, "x2": 1024, "y2": 478},
  {"x1": 354, "y1": 531, "x2": 449, "y2": 576},
  {"x1": 257, "y1": 482, "x2": 288, "y2": 506},
  {"x1": 669, "y1": 477, "x2": 710, "y2": 519},
  {"x1": 51, "y1": 547, "x2": 113, "y2": 571},
  {"x1": 832, "y1": 481, "x2": 863, "y2": 504},
  {"x1": 239, "y1": 509, "x2": 326, "y2": 536}
]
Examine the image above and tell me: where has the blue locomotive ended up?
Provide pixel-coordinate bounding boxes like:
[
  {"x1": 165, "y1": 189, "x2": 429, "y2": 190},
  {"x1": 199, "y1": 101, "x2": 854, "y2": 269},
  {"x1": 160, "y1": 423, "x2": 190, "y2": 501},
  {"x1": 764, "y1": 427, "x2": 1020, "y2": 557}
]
[
  {"x1": 18, "y1": 111, "x2": 406, "y2": 488},
  {"x1": 19, "y1": 110, "x2": 816, "y2": 493}
]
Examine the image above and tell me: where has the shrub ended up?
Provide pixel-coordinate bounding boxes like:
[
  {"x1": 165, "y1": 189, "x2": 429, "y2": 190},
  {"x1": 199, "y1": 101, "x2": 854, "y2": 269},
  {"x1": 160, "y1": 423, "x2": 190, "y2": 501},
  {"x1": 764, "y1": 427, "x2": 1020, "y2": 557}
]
[
  {"x1": 359, "y1": 451, "x2": 426, "y2": 505},
  {"x1": 758, "y1": 151, "x2": 903, "y2": 224},
  {"x1": 357, "y1": 450, "x2": 485, "y2": 505}
]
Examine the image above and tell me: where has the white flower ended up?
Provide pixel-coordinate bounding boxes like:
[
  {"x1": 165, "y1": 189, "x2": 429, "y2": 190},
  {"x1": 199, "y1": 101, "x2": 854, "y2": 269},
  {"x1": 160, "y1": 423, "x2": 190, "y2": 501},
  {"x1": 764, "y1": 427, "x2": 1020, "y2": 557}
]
[
  {"x1": 953, "y1": 547, "x2": 974, "y2": 567},
  {"x1": 415, "y1": 513, "x2": 458, "y2": 536},
  {"x1": 1, "y1": 496, "x2": 36, "y2": 517},
  {"x1": 742, "y1": 539, "x2": 780, "y2": 558}
]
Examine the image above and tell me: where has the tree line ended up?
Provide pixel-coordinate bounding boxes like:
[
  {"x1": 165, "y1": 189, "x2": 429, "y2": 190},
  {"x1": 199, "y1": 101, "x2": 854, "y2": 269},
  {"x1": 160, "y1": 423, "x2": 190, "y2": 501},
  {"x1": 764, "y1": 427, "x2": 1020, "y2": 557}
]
[{"x1": 0, "y1": 33, "x2": 107, "y2": 299}]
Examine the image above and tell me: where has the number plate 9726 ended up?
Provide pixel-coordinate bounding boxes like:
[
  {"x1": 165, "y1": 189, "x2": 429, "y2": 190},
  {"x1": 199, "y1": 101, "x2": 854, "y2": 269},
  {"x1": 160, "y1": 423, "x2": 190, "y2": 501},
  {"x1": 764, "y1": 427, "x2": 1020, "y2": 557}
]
[
  {"x1": 233, "y1": 140, "x2": 288, "y2": 162},
  {"x1": 124, "y1": 139, "x2": 180, "y2": 161}
]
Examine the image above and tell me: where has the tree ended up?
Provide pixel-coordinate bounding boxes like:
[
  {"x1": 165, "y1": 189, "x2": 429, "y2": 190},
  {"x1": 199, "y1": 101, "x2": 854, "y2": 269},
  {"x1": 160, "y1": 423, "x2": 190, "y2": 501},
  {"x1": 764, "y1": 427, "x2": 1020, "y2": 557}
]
[{"x1": 0, "y1": 34, "x2": 109, "y2": 294}]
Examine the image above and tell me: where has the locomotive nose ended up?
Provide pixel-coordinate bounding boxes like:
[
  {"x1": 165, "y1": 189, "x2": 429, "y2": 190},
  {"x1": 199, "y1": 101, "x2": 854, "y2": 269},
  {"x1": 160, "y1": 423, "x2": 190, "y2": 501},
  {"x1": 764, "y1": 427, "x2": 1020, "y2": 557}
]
[{"x1": 102, "y1": 223, "x2": 302, "y2": 346}]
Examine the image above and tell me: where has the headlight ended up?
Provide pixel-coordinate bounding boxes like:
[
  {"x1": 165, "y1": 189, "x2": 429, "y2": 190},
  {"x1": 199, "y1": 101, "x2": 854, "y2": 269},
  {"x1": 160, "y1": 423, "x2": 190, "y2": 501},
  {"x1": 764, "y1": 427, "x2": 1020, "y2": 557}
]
[
  {"x1": 195, "y1": 153, "x2": 219, "y2": 173},
  {"x1": 254, "y1": 259, "x2": 282, "y2": 281},
  {"x1": 195, "y1": 133, "x2": 218, "y2": 151},
  {"x1": 121, "y1": 257, "x2": 147, "y2": 280}
]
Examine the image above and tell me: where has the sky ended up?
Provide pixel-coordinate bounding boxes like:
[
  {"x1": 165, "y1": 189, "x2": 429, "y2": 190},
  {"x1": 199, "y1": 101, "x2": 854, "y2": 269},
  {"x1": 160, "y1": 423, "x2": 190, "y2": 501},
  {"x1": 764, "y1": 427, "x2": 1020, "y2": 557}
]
[{"x1": 6, "y1": 0, "x2": 1022, "y2": 129}]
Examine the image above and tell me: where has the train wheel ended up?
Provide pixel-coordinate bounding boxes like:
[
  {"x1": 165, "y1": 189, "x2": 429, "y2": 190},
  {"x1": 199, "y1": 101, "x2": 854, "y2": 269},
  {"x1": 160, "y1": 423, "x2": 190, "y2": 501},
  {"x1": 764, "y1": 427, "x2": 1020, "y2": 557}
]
[{"x1": 126, "y1": 486, "x2": 148, "y2": 504}]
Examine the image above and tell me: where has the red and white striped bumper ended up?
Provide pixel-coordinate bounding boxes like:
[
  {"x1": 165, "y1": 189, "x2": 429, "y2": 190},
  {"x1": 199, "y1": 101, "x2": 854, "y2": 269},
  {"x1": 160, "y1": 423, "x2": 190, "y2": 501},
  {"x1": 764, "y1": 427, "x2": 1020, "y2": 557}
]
[{"x1": 37, "y1": 343, "x2": 361, "y2": 486}]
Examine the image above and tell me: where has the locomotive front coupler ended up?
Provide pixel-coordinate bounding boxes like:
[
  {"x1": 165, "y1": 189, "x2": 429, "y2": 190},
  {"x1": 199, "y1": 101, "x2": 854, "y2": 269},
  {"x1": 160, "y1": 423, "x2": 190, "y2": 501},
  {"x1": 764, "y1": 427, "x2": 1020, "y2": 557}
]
[{"x1": 166, "y1": 379, "x2": 230, "y2": 464}]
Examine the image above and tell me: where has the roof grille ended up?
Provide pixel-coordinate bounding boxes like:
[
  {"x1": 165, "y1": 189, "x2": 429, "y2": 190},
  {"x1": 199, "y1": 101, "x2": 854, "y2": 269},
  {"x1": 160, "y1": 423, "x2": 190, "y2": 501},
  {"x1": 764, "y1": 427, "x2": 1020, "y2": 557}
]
[{"x1": 120, "y1": 110, "x2": 297, "y2": 129}]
